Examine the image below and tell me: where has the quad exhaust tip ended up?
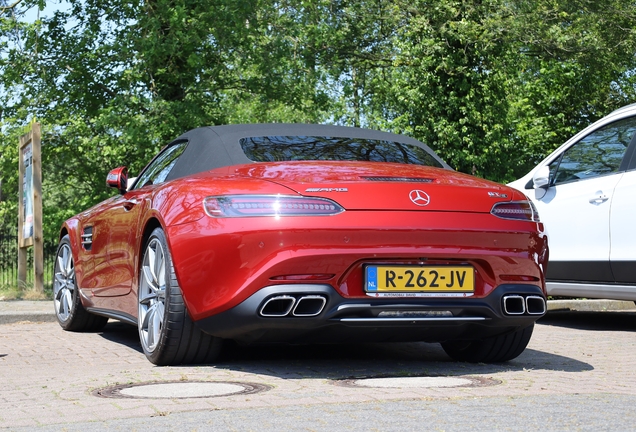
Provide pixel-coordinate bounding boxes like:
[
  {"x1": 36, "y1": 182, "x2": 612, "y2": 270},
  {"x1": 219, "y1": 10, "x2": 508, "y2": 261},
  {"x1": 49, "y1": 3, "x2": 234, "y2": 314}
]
[
  {"x1": 503, "y1": 295, "x2": 526, "y2": 315},
  {"x1": 292, "y1": 295, "x2": 327, "y2": 317},
  {"x1": 502, "y1": 295, "x2": 546, "y2": 316},
  {"x1": 260, "y1": 295, "x2": 295, "y2": 317},
  {"x1": 260, "y1": 294, "x2": 327, "y2": 317},
  {"x1": 525, "y1": 295, "x2": 547, "y2": 315}
]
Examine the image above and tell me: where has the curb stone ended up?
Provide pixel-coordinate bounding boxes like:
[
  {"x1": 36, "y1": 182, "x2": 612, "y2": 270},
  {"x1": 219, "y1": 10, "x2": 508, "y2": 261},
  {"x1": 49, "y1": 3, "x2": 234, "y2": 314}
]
[
  {"x1": 0, "y1": 300, "x2": 56, "y2": 324},
  {"x1": 547, "y1": 299, "x2": 636, "y2": 312}
]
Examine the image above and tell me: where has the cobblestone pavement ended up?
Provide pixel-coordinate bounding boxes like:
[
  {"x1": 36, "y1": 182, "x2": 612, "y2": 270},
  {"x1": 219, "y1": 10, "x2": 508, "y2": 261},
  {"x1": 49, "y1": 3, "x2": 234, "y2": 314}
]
[{"x1": 1, "y1": 309, "x2": 635, "y2": 429}]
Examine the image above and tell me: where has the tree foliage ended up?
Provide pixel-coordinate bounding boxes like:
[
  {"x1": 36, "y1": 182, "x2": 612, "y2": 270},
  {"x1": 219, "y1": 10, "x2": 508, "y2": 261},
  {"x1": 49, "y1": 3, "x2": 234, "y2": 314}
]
[{"x1": 1, "y1": 0, "x2": 636, "y2": 241}]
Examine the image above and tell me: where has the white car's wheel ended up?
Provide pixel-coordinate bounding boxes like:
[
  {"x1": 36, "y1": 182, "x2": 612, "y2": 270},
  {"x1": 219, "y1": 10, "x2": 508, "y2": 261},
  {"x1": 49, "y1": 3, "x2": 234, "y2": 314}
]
[
  {"x1": 138, "y1": 227, "x2": 222, "y2": 365},
  {"x1": 53, "y1": 235, "x2": 108, "y2": 331}
]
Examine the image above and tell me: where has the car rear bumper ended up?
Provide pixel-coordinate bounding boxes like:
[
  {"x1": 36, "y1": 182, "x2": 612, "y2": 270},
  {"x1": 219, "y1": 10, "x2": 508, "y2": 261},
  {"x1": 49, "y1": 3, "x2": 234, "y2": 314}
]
[
  {"x1": 168, "y1": 211, "x2": 548, "y2": 321},
  {"x1": 194, "y1": 283, "x2": 546, "y2": 344}
]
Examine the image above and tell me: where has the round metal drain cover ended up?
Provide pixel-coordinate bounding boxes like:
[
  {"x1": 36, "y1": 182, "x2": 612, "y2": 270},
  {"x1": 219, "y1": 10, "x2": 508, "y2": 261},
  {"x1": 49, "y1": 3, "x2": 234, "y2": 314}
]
[
  {"x1": 338, "y1": 376, "x2": 499, "y2": 389},
  {"x1": 94, "y1": 381, "x2": 271, "y2": 399}
]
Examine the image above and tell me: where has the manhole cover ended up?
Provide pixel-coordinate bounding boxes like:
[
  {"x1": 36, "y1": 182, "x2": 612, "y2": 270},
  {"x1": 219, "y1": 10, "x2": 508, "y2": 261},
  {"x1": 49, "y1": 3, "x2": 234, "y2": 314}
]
[
  {"x1": 94, "y1": 381, "x2": 271, "y2": 399},
  {"x1": 337, "y1": 375, "x2": 499, "y2": 389}
]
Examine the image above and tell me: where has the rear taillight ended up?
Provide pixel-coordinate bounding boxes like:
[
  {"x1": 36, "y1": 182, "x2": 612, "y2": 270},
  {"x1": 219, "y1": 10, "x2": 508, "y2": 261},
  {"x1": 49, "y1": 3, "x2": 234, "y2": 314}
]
[
  {"x1": 491, "y1": 200, "x2": 540, "y2": 222},
  {"x1": 203, "y1": 195, "x2": 344, "y2": 218}
]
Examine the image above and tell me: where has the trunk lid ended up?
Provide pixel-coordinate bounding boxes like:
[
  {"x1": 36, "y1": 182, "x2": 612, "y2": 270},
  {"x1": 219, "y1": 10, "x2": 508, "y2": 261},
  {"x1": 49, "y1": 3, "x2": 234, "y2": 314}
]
[{"x1": 232, "y1": 162, "x2": 513, "y2": 213}]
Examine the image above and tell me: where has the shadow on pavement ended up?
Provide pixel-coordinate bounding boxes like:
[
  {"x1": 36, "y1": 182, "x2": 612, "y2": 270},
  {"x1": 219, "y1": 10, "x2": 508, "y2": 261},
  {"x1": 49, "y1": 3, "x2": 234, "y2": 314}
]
[
  {"x1": 199, "y1": 339, "x2": 592, "y2": 379},
  {"x1": 98, "y1": 320, "x2": 143, "y2": 353},
  {"x1": 539, "y1": 310, "x2": 636, "y2": 332},
  {"x1": 93, "y1": 319, "x2": 595, "y2": 379}
]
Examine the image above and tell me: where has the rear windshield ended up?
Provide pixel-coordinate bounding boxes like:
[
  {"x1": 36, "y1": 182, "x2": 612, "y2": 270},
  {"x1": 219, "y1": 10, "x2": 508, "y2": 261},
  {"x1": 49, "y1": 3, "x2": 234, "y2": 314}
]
[{"x1": 240, "y1": 136, "x2": 443, "y2": 168}]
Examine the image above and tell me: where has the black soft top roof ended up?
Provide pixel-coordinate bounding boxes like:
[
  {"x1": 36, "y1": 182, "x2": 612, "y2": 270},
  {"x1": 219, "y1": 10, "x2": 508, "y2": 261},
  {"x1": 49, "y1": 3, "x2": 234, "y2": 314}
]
[{"x1": 165, "y1": 124, "x2": 450, "y2": 182}]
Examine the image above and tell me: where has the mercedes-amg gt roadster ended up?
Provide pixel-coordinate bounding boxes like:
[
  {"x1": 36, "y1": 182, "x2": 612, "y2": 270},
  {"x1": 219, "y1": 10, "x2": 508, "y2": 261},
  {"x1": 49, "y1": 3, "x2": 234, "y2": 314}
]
[{"x1": 54, "y1": 124, "x2": 548, "y2": 365}]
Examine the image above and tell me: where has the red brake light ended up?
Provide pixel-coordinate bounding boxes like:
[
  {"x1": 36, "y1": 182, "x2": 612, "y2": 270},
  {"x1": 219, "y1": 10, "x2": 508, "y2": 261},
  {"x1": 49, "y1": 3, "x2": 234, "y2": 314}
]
[
  {"x1": 500, "y1": 274, "x2": 540, "y2": 282},
  {"x1": 270, "y1": 274, "x2": 335, "y2": 281},
  {"x1": 491, "y1": 200, "x2": 540, "y2": 222},
  {"x1": 203, "y1": 195, "x2": 344, "y2": 218}
]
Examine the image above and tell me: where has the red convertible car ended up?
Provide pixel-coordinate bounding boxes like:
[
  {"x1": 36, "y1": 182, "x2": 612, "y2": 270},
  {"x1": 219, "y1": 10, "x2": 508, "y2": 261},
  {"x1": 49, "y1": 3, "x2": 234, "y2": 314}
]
[{"x1": 54, "y1": 124, "x2": 548, "y2": 365}]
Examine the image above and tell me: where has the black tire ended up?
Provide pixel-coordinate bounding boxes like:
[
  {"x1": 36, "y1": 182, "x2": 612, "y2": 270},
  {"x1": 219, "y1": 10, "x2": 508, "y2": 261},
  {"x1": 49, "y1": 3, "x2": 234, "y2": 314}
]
[
  {"x1": 53, "y1": 235, "x2": 108, "y2": 332},
  {"x1": 137, "y1": 227, "x2": 222, "y2": 366},
  {"x1": 441, "y1": 324, "x2": 534, "y2": 363}
]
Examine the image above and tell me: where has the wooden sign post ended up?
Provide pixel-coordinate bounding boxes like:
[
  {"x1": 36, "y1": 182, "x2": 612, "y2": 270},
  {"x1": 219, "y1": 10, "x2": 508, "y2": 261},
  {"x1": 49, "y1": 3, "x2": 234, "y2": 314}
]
[{"x1": 18, "y1": 122, "x2": 44, "y2": 293}]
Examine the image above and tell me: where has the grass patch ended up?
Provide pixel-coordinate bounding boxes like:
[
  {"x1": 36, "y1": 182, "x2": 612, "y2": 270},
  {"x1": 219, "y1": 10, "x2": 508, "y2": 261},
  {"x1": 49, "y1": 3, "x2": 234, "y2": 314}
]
[
  {"x1": 0, "y1": 284, "x2": 22, "y2": 301},
  {"x1": 0, "y1": 281, "x2": 52, "y2": 301}
]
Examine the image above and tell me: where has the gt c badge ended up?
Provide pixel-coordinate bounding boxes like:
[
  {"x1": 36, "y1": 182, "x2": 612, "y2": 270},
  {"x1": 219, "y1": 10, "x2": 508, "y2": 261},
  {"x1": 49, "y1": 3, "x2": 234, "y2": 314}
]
[
  {"x1": 488, "y1": 191, "x2": 508, "y2": 198},
  {"x1": 409, "y1": 190, "x2": 430, "y2": 206}
]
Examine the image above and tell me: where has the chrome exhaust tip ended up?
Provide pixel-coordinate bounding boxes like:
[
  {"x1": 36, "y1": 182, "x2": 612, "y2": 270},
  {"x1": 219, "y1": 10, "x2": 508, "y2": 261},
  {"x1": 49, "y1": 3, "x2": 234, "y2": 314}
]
[
  {"x1": 292, "y1": 295, "x2": 327, "y2": 317},
  {"x1": 503, "y1": 295, "x2": 526, "y2": 315},
  {"x1": 260, "y1": 295, "x2": 296, "y2": 317},
  {"x1": 525, "y1": 296, "x2": 546, "y2": 315}
]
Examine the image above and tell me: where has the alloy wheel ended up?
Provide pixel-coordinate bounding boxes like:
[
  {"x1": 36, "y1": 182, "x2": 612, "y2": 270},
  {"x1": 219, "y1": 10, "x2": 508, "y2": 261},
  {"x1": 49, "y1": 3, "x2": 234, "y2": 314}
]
[
  {"x1": 138, "y1": 238, "x2": 167, "y2": 353},
  {"x1": 53, "y1": 244, "x2": 75, "y2": 322}
]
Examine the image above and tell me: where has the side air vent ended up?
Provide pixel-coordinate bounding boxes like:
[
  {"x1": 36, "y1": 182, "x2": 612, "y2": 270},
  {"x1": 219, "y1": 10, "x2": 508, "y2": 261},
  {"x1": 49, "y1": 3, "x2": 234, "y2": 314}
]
[
  {"x1": 361, "y1": 177, "x2": 434, "y2": 183},
  {"x1": 81, "y1": 226, "x2": 93, "y2": 251}
]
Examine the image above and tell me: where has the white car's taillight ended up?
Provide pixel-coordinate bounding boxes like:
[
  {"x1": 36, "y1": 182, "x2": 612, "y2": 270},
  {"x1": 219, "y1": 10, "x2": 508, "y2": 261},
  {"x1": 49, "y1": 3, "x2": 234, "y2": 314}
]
[
  {"x1": 491, "y1": 200, "x2": 540, "y2": 222},
  {"x1": 203, "y1": 195, "x2": 344, "y2": 217}
]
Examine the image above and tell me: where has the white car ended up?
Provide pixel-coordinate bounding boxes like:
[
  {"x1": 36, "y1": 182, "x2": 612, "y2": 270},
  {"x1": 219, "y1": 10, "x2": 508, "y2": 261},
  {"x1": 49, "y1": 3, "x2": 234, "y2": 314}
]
[{"x1": 509, "y1": 104, "x2": 636, "y2": 301}]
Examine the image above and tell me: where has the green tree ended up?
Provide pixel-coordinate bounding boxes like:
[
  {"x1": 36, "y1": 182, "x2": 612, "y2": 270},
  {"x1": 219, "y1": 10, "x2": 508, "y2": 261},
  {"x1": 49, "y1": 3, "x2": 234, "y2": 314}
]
[
  {"x1": 384, "y1": 0, "x2": 516, "y2": 180},
  {"x1": 506, "y1": 0, "x2": 636, "y2": 176},
  {"x1": 0, "y1": 0, "x2": 328, "y2": 240},
  {"x1": 2, "y1": 0, "x2": 636, "y2": 241}
]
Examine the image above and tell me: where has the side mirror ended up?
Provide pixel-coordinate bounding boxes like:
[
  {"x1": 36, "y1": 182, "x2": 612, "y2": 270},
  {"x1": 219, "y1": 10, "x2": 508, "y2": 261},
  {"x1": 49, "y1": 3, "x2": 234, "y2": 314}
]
[
  {"x1": 532, "y1": 165, "x2": 550, "y2": 199},
  {"x1": 106, "y1": 167, "x2": 128, "y2": 195}
]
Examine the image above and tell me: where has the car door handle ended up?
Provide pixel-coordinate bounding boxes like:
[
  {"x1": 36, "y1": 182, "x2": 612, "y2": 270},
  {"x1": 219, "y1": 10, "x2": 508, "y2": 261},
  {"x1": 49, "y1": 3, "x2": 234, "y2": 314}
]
[
  {"x1": 589, "y1": 191, "x2": 609, "y2": 205},
  {"x1": 123, "y1": 199, "x2": 139, "y2": 211}
]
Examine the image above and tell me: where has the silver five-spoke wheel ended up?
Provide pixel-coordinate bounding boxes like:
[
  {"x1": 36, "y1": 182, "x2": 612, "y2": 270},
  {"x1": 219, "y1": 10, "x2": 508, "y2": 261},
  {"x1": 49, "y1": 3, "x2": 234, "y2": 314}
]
[
  {"x1": 138, "y1": 237, "x2": 167, "y2": 353},
  {"x1": 136, "y1": 227, "x2": 222, "y2": 365},
  {"x1": 54, "y1": 243, "x2": 75, "y2": 323},
  {"x1": 53, "y1": 235, "x2": 108, "y2": 331}
]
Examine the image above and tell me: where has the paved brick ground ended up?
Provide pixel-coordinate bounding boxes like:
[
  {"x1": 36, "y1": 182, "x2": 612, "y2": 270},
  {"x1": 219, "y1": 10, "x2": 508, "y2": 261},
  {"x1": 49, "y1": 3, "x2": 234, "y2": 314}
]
[{"x1": 1, "y1": 310, "x2": 635, "y2": 429}]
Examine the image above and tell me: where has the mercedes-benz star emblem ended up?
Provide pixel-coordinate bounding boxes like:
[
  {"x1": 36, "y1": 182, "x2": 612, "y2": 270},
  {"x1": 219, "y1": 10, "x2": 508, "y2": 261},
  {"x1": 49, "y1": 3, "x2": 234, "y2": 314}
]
[{"x1": 409, "y1": 190, "x2": 430, "y2": 206}]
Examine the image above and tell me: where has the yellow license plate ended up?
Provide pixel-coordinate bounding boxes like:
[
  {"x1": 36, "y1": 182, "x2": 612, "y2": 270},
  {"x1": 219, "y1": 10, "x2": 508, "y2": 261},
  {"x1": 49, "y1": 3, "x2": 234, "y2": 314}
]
[{"x1": 365, "y1": 265, "x2": 474, "y2": 292}]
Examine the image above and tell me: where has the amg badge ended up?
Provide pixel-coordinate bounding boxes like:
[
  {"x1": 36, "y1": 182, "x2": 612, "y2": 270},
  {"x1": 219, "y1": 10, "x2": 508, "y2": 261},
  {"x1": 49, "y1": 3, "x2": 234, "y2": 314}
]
[{"x1": 305, "y1": 188, "x2": 348, "y2": 192}]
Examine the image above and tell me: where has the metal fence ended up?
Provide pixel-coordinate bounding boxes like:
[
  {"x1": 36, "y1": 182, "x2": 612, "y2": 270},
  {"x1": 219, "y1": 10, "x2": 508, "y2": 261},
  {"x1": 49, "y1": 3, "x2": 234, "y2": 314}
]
[{"x1": 0, "y1": 226, "x2": 57, "y2": 289}]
